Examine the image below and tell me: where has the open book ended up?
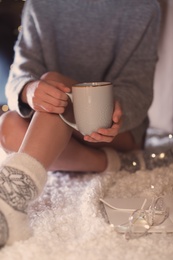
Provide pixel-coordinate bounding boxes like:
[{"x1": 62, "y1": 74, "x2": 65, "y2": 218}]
[{"x1": 100, "y1": 195, "x2": 173, "y2": 233}]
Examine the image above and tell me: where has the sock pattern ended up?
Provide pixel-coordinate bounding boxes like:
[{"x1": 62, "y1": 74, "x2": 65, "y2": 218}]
[
  {"x1": 0, "y1": 152, "x2": 47, "y2": 247},
  {"x1": 0, "y1": 210, "x2": 8, "y2": 248},
  {"x1": 0, "y1": 166, "x2": 38, "y2": 213}
]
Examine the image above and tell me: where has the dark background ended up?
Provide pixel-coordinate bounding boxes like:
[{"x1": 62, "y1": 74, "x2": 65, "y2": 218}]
[{"x1": 0, "y1": 0, "x2": 24, "y2": 107}]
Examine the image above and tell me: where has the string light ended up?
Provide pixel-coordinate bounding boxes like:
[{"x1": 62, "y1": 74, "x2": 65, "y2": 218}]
[
  {"x1": 2, "y1": 105, "x2": 9, "y2": 112},
  {"x1": 132, "y1": 161, "x2": 137, "y2": 166},
  {"x1": 119, "y1": 133, "x2": 173, "y2": 173},
  {"x1": 0, "y1": 105, "x2": 9, "y2": 114},
  {"x1": 151, "y1": 153, "x2": 156, "y2": 158},
  {"x1": 18, "y1": 25, "x2": 22, "y2": 33},
  {"x1": 159, "y1": 153, "x2": 165, "y2": 159}
]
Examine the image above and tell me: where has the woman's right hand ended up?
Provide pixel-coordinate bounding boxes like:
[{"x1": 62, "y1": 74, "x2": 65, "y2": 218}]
[{"x1": 21, "y1": 76, "x2": 71, "y2": 114}]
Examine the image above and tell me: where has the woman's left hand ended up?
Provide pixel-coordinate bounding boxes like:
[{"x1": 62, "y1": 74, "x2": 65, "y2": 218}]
[{"x1": 84, "y1": 101, "x2": 122, "y2": 143}]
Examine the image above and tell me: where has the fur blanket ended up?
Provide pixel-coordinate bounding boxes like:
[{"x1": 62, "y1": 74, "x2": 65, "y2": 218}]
[{"x1": 0, "y1": 147, "x2": 173, "y2": 260}]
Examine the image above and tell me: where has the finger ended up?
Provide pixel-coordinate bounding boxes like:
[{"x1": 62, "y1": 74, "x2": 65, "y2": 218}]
[
  {"x1": 40, "y1": 82, "x2": 70, "y2": 101},
  {"x1": 42, "y1": 80, "x2": 71, "y2": 94},
  {"x1": 33, "y1": 100, "x2": 67, "y2": 114},
  {"x1": 35, "y1": 80, "x2": 69, "y2": 102},
  {"x1": 34, "y1": 92, "x2": 69, "y2": 108},
  {"x1": 97, "y1": 126, "x2": 120, "y2": 137},
  {"x1": 84, "y1": 132, "x2": 114, "y2": 143},
  {"x1": 113, "y1": 101, "x2": 122, "y2": 124},
  {"x1": 112, "y1": 118, "x2": 122, "y2": 128}
]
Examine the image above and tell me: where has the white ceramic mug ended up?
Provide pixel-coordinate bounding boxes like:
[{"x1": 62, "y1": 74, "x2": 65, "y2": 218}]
[{"x1": 59, "y1": 82, "x2": 114, "y2": 135}]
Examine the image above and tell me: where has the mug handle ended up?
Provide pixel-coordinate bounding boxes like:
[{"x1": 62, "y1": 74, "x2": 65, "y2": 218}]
[{"x1": 59, "y1": 93, "x2": 79, "y2": 131}]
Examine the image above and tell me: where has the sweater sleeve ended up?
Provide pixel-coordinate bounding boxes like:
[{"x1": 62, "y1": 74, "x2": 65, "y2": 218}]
[
  {"x1": 109, "y1": 3, "x2": 160, "y2": 141},
  {"x1": 5, "y1": 0, "x2": 47, "y2": 117}
]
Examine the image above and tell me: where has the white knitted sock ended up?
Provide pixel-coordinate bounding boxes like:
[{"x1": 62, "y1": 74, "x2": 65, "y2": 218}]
[
  {"x1": 0, "y1": 153, "x2": 47, "y2": 247},
  {"x1": 101, "y1": 147, "x2": 121, "y2": 173}
]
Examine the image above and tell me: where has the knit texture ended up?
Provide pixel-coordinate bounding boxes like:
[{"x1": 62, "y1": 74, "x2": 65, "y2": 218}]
[
  {"x1": 0, "y1": 152, "x2": 173, "y2": 259},
  {"x1": 0, "y1": 153, "x2": 47, "y2": 245},
  {"x1": 5, "y1": 0, "x2": 160, "y2": 144}
]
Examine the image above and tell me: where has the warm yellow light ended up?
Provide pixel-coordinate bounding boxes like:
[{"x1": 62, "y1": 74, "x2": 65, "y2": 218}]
[
  {"x1": 18, "y1": 25, "x2": 22, "y2": 33},
  {"x1": 159, "y1": 153, "x2": 165, "y2": 159},
  {"x1": 132, "y1": 161, "x2": 137, "y2": 166},
  {"x1": 2, "y1": 105, "x2": 9, "y2": 112},
  {"x1": 169, "y1": 134, "x2": 173, "y2": 139}
]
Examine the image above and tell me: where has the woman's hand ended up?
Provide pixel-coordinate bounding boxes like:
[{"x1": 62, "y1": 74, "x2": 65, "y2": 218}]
[
  {"x1": 83, "y1": 101, "x2": 122, "y2": 143},
  {"x1": 21, "y1": 74, "x2": 71, "y2": 114}
]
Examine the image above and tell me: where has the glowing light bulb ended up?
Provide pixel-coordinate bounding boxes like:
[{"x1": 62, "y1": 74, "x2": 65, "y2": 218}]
[
  {"x1": 2, "y1": 105, "x2": 9, "y2": 112},
  {"x1": 132, "y1": 161, "x2": 137, "y2": 166},
  {"x1": 18, "y1": 25, "x2": 22, "y2": 33},
  {"x1": 159, "y1": 153, "x2": 165, "y2": 159}
]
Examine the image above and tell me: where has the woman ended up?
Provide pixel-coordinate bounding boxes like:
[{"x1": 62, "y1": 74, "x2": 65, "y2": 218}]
[{"x1": 0, "y1": 0, "x2": 160, "y2": 246}]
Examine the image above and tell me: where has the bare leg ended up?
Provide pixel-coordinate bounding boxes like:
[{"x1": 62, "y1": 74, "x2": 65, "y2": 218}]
[
  {"x1": 0, "y1": 71, "x2": 140, "y2": 173},
  {"x1": 0, "y1": 73, "x2": 140, "y2": 172},
  {"x1": 0, "y1": 109, "x2": 139, "y2": 172},
  {"x1": 0, "y1": 110, "x2": 107, "y2": 172},
  {"x1": 19, "y1": 111, "x2": 107, "y2": 172},
  {"x1": 18, "y1": 111, "x2": 72, "y2": 169},
  {"x1": 0, "y1": 71, "x2": 114, "y2": 246}
]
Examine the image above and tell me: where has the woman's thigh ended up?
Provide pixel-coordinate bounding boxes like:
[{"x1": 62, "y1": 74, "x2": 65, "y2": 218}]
[{"x1": 0, "y1": 111, "x2": 30, "y2": 152}]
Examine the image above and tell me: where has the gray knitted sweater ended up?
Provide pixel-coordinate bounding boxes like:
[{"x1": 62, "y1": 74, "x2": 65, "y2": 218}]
[{"x1": 6, "y1": 0, "x2": 160, "y2": 143}]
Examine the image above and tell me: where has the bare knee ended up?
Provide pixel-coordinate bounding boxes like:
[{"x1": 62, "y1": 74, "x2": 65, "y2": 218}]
[{"x1": 0, "y1": 111, "x2": 30, "y2": 152}]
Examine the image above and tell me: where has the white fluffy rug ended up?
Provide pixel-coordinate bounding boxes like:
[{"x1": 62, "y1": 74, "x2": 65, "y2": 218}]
[{"x1": 0, "y1": 149, "x2": 173, "y2": 260}]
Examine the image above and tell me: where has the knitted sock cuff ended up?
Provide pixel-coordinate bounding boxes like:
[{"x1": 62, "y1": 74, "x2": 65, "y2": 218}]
[
  {"x1": 101, "y1": 147, "x2": 121, "y2": 173},
  {"x1": 1, "y1": 153, "x2": 47, "y2": 195}
]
